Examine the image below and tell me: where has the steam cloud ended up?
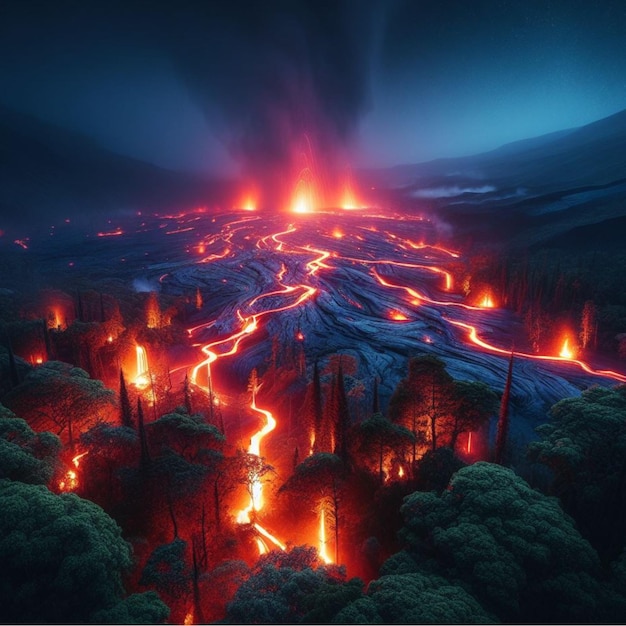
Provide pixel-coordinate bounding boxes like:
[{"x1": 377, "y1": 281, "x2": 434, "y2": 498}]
[{"x1": 150, "y1": 1, "x2": 379, "y2": 205}]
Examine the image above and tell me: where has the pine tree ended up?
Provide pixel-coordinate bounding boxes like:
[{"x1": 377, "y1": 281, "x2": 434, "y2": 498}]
[
  {"x1": 42, "y1": 318, "x2": 51, "y2": 360},
  {"x1": 119, "y1": 369, "x2": 134, "y2": 428},
  {"x1": 372, "y1": 376, "x2": 379, "y2": 414},
  {"x1": 333, "y1": 361, "x2": 350, "y2": 465},
  {"x1": 580, "y1": 300, "x2": 596, "y2": 350},
  {"x1": 76, "y1": 289, "x2": 84, "y2": 322},
  {"x1": 494, "y1": 351, "x2": 514, "y2": 465},
  {"x1": 183, "y1": 373, "x2": 193, "y2": 415},
  {"x1": 137, "y1": 398, "x2": 150, "y2": 468},
  {"x1": 4, "y1": 328, "x2": 20, "y2": 388}
]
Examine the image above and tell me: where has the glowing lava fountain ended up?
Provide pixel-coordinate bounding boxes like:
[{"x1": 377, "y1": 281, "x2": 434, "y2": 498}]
[
  {"x1": 559, "y1": 337, "x2": 574, "y2": 359},
  {"x1": 318, "y1": 508, "x2": 332, "y2": 564},
  {"x1": 134, "y1": 345, "x2": 150, "y2": 389}
]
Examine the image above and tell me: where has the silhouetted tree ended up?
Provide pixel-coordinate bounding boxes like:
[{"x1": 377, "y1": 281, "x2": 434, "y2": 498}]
[
  {"x1": 0, "y1": 406, "x2": 61, "y2": 484},
  {"x1": 119, "y1": 369, "x2": 134, "y2": 428},
  {"x1": 390, "y1": 462, "x2": 608, "y2": 623},
  {"x1": 388, "y1": 355, "x2": 455, "y2": 460},
  {"x1": 353, "y1": 413, "x2": 414, "y2": 484},
  {"x1": 137, "y1": 398, "x2": 150, "y2": 468},
  {"x1": 0, "y1": 480, "x2": 168, "y2": 624},
  {"x1": 183, "y1": 373, "x2": 193, "y2": 415},
  {"x1": 529, "y1": 385, "x2": 626, "y2": 561},
  {"x1": 2, "y1": 361, "x2": 116, "y2": 448},
  {"x1": 494, "y1": 351, "x2": 514, "y2": 465}
]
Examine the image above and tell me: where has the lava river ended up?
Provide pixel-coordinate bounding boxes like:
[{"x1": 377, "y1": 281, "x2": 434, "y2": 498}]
[{"x1": 136, "y1": 208, "x2": 626, "y2": 556}]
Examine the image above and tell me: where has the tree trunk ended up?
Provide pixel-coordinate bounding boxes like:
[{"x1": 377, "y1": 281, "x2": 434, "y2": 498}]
[{"x1": 214, "y1": 480, "x2": 221, "y2": 531}]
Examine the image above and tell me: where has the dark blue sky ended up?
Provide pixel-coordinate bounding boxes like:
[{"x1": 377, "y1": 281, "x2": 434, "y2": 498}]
[{"x1": 1, "y1": 0, "x2": 626, "y2": 176}]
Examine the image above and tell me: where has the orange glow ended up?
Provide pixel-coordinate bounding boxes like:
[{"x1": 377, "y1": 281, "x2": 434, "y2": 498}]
[
  {"x1": 145, "y1": 292, "x2": 161, "y2": 329},
  {"x1": 318, "y1": 508, "x2": 332, "y2": 564},
  {"x1": 174, "y1": 212, "x2": 626, "y2": 571},
  {"x1": 448, "y1": 319, "x2": 626, "y2": 383},
  {"x1": 243, "y1": 198, "x2": 257, "y2": 212},
  {"x1": 58, "y1": 451, "x2": 88, "y2": 491},
  {"x1": 35, "y1": 356, "x2": 43, "y2": 364},
  {"x1": 239, "y1": 190, "x2": 258, "y2": 212},
  {"x1": 478, "y1": 293, "x2": 496, "y2": 308},
  {"x1": 339, "y1": 182, "x2": 363, "y2": 210},
  {"x1": 134, "y1": 345, "x2": 150, "y2": 389},
  {"x1": 559, "y1": 337, "x2": 575, "y2": 359},
  {"x1": 183, "y1": 611, "x2": 194, "y2": 625},
  {"x1": 291, "y1": 168, "x2": 318, "y2": 213},
  {"x1": 97, "y1": 228, "x2": 123, "y2": 237},
  {"x1": 48, "y1": 308, "x2": 64, "y2": 330},
  {"x1": 389, "y1": 310, "x2": 409, "y2": 321},
  {"x1": 235, "y1": 392, "x2": 285, "y2": 554},
  {"x1": 107, "y1": 335, "x2": 113, "y2": 343}
]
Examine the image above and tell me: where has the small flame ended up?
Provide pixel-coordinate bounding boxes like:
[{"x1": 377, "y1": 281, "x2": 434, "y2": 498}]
[
  {"x1": 35, "y1": 356, "x2": 43, "y2": 364},
  {"x1": 390, "y1": 310, "x2": 408, "y2": 321},
  {"x1": 398, "y1": 466, "x2": 404, "y2": 478},
  {"x1": 479, "y1": 294, "x2": 495, "y2": 308},
  {"x1": 466, "y1": 431, "x2": 472, "y2": 454},
  {"x1": 332, "y1": 228, "x2": 344, "y2": 239},
  {"x1": 318, "y1": 508, "x2": 332, "y2": 564},
  {"x1": 59, "y1": 451, "x2": 89, "y2": 491},
  {"x1": 559, "y1": 337, "x2": 575, "y2": 359},
  {"x1": 134, "y1": 345, "x2": 150, "y2": 389}
]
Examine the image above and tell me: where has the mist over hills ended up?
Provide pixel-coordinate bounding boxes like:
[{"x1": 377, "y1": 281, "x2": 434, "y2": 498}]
[
  {"x1": 0, "y1": 106, "x2": 231, "y2": 236},
  {"x1": 1, "y1": 103, "x2": 626, "y2": 250},
  {"x1": 368, "y1": 107, "x2": 626, "y2": 249}
]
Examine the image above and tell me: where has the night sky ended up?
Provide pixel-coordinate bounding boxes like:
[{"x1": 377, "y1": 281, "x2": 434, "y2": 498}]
[{"x1": 2, "y1": 0, "x2": 626, "y2": 177}]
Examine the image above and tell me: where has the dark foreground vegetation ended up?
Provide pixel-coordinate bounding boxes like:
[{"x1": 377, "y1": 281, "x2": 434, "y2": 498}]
[{"x1": 2, "y1": 241, "x2": 626, "y2": 624}]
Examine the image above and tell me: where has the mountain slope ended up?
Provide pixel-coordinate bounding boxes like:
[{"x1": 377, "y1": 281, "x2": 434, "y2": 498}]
[
  {"x1": 367, "y1": 108, "x2": 626, "y2": 249},
  {"x1": 0, "y1": 106, "x2": 231, "y2": 235}
]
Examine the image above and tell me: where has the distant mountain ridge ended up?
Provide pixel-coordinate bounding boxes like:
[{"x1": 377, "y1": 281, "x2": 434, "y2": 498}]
[
  {"x1": 0, "y1": 106, "x2": 231, "y2": 235},
  {"x1": 366, "y1": 107, "x2": 626, "y2": 249}
]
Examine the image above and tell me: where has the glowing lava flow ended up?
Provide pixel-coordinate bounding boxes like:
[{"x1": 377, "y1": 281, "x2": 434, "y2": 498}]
[
  {"x1": 236, "y1": 394, "x2": 286, "y2": 552},
  {"x1": 176, "y1": 212, "x2": 626, "y2": 568},
  {"x1": 367, "y1": 252, "x2": 626, "y2": 384},
  {"x1": 448, "y1": 319, "x2": 626, "y2": 383},
  {"x1": 187, "y1": 233, "x2": 330, "y2": 556}
]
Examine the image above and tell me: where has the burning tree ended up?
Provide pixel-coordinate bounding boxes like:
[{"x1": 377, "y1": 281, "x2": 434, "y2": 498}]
[
  {"x1": 580, "y1": 299, "x2": 597, "y2": 350},
  {"x1": 352, "y1": 413, "x2": 414, "y2": 485},
  {"x1": 280, "y1": 453, "x2": 346, "y2": 563},
  {"x1": 2, "y1": 360, "x2": 116, "y2": 448},
  {"x1": 388, "y1": 356, "x2": 455, "y2": 461}
]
